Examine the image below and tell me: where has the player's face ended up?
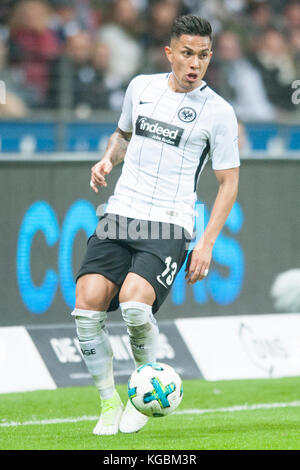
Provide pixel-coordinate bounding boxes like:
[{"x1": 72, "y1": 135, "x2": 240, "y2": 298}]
[{"x1": 165, "y1": 34, "x2": 212, "y2": 93}]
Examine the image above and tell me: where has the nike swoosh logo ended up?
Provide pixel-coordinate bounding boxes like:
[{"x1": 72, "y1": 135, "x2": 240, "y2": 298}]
[
  {"x1": 156, "y1": 275, "x2": 168, "y2": 289},
  {"x1": 139, "y1": 100, "x2": 153, "y2": 105}
]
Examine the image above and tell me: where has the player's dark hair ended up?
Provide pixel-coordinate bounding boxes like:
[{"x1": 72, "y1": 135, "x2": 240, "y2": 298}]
[{"x1": 171, "y1": 15, "x2": 212, "y2": 42}]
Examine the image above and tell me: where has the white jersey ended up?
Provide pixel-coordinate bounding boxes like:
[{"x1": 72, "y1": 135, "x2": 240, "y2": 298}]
[{"x1": 106, "y1": 73, "x2": 240, "y2": 236}]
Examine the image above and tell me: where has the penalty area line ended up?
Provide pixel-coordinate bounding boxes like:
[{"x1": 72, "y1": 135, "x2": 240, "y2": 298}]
[{"x1": 1, "y1": 401, "x2": 300, "y2": 428}]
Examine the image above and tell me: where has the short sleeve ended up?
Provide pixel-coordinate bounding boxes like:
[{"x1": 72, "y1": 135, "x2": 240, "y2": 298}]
[
  {"x1": 210, "y1": 105, "x2": 240, "y2": 170},
  {"x1": 118, "y1": 78, "x2": 135, "y2": 133}
]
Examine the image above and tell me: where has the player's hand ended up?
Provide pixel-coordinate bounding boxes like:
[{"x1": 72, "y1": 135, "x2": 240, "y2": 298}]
[
  {"x1": 90, "y1": 159, "x2": 113, "y2": 193},
  {"x1": 185, "y1": 245, "x2": 212, "y2": 284}
]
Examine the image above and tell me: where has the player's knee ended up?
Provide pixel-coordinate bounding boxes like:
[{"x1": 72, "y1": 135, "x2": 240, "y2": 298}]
[
  {"x1": 119, "y1": 274, "x2": 155, "y2": 305},
  {"x1": 75, "y1": 296, "x2": 102, "y2": 311},
  {"x1": 120, "y1": 301, "x2": 153, "y2": 327},
  {"x1": 71, "y1": 308, "x2": 107, "y2": 342}
]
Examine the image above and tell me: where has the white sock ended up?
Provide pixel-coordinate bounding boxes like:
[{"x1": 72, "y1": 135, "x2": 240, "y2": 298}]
[
  {"x1": 72, "y1": 308, "x2": 115, "y2": 400},
  {"x1": 120, "y1": 301, "x2": 159, "y2": 368}
]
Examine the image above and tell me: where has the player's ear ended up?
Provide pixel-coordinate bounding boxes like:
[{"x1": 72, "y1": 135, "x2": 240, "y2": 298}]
[{"x1": 165, "y1": 46, "x2": 173, "y2": 64}]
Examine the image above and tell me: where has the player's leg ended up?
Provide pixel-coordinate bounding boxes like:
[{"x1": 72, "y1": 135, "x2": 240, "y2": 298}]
[
  {"x1": 119, "y1": 273, "x2": 159, "y2": 367},
  {"x1": 74, "y1": 273, "x2": 118, "y2": 400},
  {"x1": 73, "y1": 225, "x2": 132, "y2": 435},
  {"x1": 118, "y1": 231, "x2": 189, "y2": 433},
  {"x1": 73, "y1": 273, "x2": 124, "y2": 435},
  {"x1": 118, "y1": 272, "x2": 159, "y2": 433}
]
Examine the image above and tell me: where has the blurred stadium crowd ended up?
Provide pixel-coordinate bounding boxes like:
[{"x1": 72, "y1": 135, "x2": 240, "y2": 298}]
[{"x1": 0, "y1": 0, "x2": 299, "y2": 121}]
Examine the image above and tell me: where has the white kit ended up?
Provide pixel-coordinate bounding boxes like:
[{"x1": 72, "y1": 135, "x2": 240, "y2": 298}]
[{"x1": 106, "y1": 73, "x2": 240, "y2": 236}]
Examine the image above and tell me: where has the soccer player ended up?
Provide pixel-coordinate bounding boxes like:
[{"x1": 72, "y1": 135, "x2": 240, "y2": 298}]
[{"x1": 72, "y1": 15, "x2": 240, "y2": 435}]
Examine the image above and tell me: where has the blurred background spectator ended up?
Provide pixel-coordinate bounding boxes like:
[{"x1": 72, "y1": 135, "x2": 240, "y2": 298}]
[
  {"x1": 49, "y1": 0, "x2": 99, "y2": 43},
  {"x1": 97, "y1": 0, "x2": 143, "y2": 83},
  {"x1": 245, "y1": 1, "x2": 283, "y2": 42},
  {"x1": 0, "y1": 0, "x2": 298, "y2": 119},
  {"x1": 212, "y1": 30, "x2": 276, "y2": 121},
  {"x1": 46, "y1": 30, "x2": 117, "y2": 115},
  {"x1": 0, "y1": 36, "x2": 28, "y2": 117},
  {"x1": 141, "y1": 0, "x2": 183, "y2": 73},
  {"x1": 250, "y1": 28, "x2": 298, "y2": 113},
  {"x1": 283, "y1": 0, "x2": 300, "y2": 30},
  {"x1": 8, "y1": 0, "x2": 60, "y2": 107}
]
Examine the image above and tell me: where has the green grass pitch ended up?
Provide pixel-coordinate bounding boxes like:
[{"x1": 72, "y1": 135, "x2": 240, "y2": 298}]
[{"x1": 1, "y1": 376, "x2": 300, "y2": 450}]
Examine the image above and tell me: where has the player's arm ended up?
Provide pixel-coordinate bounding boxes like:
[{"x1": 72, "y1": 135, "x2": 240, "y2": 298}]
[
  {"x1": 90, "y1": 127, "x2": 132, "y2": 192},
  {"x1": 185, "y1": 167, "x2": 239, "y2": 284}
]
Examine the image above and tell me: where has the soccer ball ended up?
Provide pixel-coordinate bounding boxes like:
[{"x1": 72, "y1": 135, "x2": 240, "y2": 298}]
[{"x1": 127, "y1": 362, "x2": 183, "y2": 417}]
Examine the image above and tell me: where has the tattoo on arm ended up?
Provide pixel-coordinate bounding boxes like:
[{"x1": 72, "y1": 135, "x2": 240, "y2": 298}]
[{"x1": 104, "y1": 127, "x2": 132, "y2": 167}]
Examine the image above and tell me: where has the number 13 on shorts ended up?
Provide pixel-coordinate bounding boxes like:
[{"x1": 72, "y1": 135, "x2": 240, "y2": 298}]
[{"x1": 156, "y1": 256, "x2": 178, "y2": 289}]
